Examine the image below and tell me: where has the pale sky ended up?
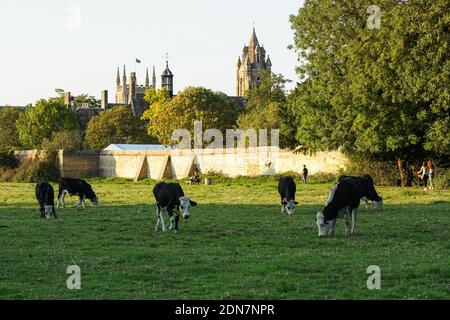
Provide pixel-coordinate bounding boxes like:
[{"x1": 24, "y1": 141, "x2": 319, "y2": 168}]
[{"x1": 0, "y1": 0, "x2": 304, "y2": 105}]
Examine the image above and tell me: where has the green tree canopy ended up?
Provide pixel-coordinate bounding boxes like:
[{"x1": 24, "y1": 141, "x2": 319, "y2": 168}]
[
  {"x1": 16, "y1": 97, "x2": 78, "y2": 149},
  {"x1": 0, "y1": 107, "x2": 22, "y2": 151},
  {"x1": 289, "y1": 0, "x2": 450, "y2": 178},
  {"x1": 85, "y1": 106, "x2": 151, "y2": 150},
  {"x1": 142, "y1": 87, "x2": 239, "y2": 146},
  {"x1": 237, "y1": 71, "x2": 290, "y2": 137},
  {"x1": 41, "y1": 130, "x2": 84, "y2": 152}
]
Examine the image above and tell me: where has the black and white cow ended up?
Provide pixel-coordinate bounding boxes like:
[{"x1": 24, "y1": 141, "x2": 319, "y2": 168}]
[
  {"x1": 57, "y1": 177, "x2": 99, "y2": 208},
  {"x1": 35, "y1": 182, "x2": 56, "y2": 219},
  {"x1": 278, "y1": 176, "x2": 298, "y2": 216},
  {"x1": 316, "y1": 179, "x2": 362, "y2": 237},
  {"x1": 153, "y1": 182, "x2": 197, "y2": 233},
  {"x1": 338, "y1": 175, "x2": 383, "y2": 210}
]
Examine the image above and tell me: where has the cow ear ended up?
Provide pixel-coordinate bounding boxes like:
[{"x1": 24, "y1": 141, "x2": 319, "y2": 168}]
[
  {"x1": 190, "y1": 200, "x2": 197, "y2": 207},
  {"x1": 294, "y1": 201, "x2": 299, "y2": 205}
]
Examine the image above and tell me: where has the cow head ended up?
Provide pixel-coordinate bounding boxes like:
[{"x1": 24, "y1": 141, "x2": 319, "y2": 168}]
[
  {"x1": 91, "y1": 196, "x2": 99, "y2": 207},
  {"x1": 85, "y1": 185, "x2": 99, "y2": 207},
  {"x1": 178, "y1": 196, "x2": 197, "y2": 220},
  {"x1": 44, "y1": 205, "x2": 55, "y2": 219},
  {"x1": 281, "y1": 198, "x2": 298, "y2": 215},
  {"x1": 316, "y1": 212, "x2": 333, "y2": 237},
  {"x1": 374, "y1": 198, "x2": 383, "y2": 210}
]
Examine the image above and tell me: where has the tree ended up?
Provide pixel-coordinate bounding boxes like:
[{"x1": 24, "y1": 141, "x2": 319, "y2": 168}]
[
  {"x1": 0, "y1": 107, "x2": 22, "y2": 151},
  {"x1": 75, "y1": 94, "x2": 100, "y2": 108},
  {"x1": 41, "y1": 130, "x2": 84, "y2": 152},
  {"x1": 289, "y1": 0, "x2": 450, "y2": 184},
  {"x1": 142, "y1": 87, "x2": 239, "y2": 146},
  {"x1": 85, "y1": 106, "x2": 151, "y2": 150},
  {"x1": 237, "y1": 71, "x2": 291, "y2": 141},
  {"x1": 16, "y1": 97, "x2": 79, "y2": 149}
]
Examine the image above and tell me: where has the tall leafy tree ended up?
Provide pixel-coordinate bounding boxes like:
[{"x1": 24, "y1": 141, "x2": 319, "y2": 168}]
[
  {"x1": 237, "y1": 71, "x2": 292, "y2": 147},
  {"x1": 85, "y1": 106, "x2": 151, "y2": 150},
  {"x1": 0, "y1": 107, "x2": 22, "y2": 151},
  {"x1": 290, "y1": 0, "x2": 450, "y2": 184},
  {"x1": 142, "y1": 87, "x2": 239, "y2": 146},
  {"x1": 16, "y1": 97, "x2": 78, "y2": 149}
]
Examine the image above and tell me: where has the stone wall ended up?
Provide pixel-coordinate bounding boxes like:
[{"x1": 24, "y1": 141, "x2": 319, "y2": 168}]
[
  {"x1": 99, "y1": 147, "x2": 349, "y2": 180},
  {"x1": 14, "y1": 150, "x2": 99, "y2": 179},
  {"x1": 14, "y1": 148, "x2": 348, "y2": 180}
]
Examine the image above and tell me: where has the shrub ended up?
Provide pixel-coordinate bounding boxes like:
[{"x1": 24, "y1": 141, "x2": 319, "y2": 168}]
[
  {"x1": 345, "y1": 159, "x2": 399, "y2": 186},
  {"x1": 41, "y1": 130, "x2": 84, "y2": 152},
  {"x1": 0, "y1": 151, "x2": 59, "y2": 183},
  {"x1": 432, "y1": 169, "x2": 450, "y2": 190},
  {"x1": 0, "y1": 152, "x2": 19, "y2": 169}
]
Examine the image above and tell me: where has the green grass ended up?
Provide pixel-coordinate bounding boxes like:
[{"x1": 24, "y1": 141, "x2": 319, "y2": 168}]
[{"x1": 0, "y1": 179, "x2": 449, "y2": 299}]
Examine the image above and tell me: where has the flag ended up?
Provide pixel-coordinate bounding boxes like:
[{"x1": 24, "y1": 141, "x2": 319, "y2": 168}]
[{"x1": 136, "y1": 58, "x2": 141, "y2": 64}]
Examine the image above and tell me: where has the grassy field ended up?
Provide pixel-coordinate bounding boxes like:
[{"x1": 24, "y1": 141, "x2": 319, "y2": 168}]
[{"x1": 0, "y1": 177, "x2": 449, "y2": 300}]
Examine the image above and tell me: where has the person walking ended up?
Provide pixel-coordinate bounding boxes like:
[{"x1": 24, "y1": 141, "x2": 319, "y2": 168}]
[
  {"x1": 302, "y1": 165, "x2": 309, "y2": 184},
  {"x1": 428, "y1": 160, "x2": 435, "y2": 190},
  {"x1": 417, "y1": 161, "x2": 430, "y2": 190}
]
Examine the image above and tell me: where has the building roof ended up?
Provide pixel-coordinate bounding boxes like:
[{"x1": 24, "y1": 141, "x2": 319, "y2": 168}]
[{"x1": 103, "y1": 144, "x2": 177, "y2": 151}]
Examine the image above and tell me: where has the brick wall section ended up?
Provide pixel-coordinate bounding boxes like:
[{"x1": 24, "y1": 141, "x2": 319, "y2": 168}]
[
  {"x1": 14, "y1": 150, "x2": 99, "y2": 179},
  {"x1": 59, "y1": 151, "x2": 99, "y2": 178}
]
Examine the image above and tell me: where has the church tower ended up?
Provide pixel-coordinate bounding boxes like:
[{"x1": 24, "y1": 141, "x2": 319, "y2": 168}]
[
  {"x1": 161, "y1": 60, "x2": 174, "y2": 97},
  {"x1": 236, "y1": 28, "x2": 272, "y2": 97}
]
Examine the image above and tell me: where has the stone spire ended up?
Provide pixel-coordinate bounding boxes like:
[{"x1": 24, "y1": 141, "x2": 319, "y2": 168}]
[
  {"x1": 249, "y1": 27, "x2": 259, "y2": 49},
  {"x1": 116, "y1": 67, "x2": 120, "y2": 86},
  {"x1": 152, "y1": 66, "x2": 156, "y2": 88},
  {"x1": 122, "y1": 65, "x2": 127, "y2": 86},
  {"x1": 237, "y1": 56, "x2": 242, "y2": 68},
  {"x1": 145, "y1": 67, "x2": 150, "y2": 87},
  {"x1": 266, "y1": 55, "x2": 272, "y2": 67}
]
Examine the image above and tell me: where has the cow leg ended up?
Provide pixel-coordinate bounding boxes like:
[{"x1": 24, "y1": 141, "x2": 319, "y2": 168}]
[
  {"x1": 174, "y1": 215, "x2": 180, "y2": 233},
  {"x1": 329, "y1": 220, "x2": 336, "y2": 236},
  {"x1": 81, "y1": 196, "x2": 86, "y2": 208},
  {"x1": 169, "y1": 216, "x2": 175, "y2": 231},
  {"x1": 364, "y1": 198, "x2": 369, "y2": 210},
  {"x1": 53, "y1": 206, "x2": 57, "y2": 219},
  {"x1": 160, "y1": 209, "x2": 167, "y2": 232},
  {"x1": 61, "y1": 191, "x2": 67, "y2": 208},
  {"x1": 345, "y1": 213, "x2": 352, "y2": 236},
  {"x1": 351, "y1": 208, "x2": 358, "y2": 234},
  {"x1": 72, "y1": 195, "x2": 82, "y2": 208},
  {"x1": 155, "y1": 206, "x2": 161, "y2": 232},
  {"x1": 281, "y1": 205, "x2": 286, "y2": 214}
]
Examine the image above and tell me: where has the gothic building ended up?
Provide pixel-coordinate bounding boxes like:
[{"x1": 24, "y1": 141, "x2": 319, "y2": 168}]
[
  {"x1": 236, "y1": 28, "x2": 272, "y2": 97},
  {"x1": 114, "y1": 61, "x2": 174, "y2": 117}
]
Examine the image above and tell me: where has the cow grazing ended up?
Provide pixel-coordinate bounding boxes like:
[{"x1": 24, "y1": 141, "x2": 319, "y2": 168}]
[
  {"x1": 278, "y1": 176, "x2": 298, "y2": 216},
  {"x1": 153, "y1": 182, "x2": 197, "y2": 233},
  {"x1": 338, "y1": 175, "x2": 383, "y2": 210},
  {"x1": 316, "y1": 179, "x2": 361, "y2": 237},
  {"x1": 57, "y1": 177, "x2": 99, "y2": 208},
  {"x1": 35, "y1": 182, "x2": 56, "y2": 219}
]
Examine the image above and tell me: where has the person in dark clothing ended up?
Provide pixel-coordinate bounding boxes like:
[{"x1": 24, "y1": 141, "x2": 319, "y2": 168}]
[{"x1": 302, "y1": 165, "x2": 309, "y2": 184}]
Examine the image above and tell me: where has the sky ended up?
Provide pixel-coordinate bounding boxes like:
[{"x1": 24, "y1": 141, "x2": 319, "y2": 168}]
[{"x1": 0, "y1": 0, "x2": 304, "y2": 106}]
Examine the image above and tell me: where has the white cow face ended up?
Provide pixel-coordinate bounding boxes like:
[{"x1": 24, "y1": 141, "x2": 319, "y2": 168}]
[
  {"x1": 282, "y1": 199, "x2": 298, "y2": 215},
  {"x1": 44, "y1": 205, "x2": 54, "y2": 219},
  {"x1": 179, "y1": 197, "x2": 197, "y2": 220},
  {"x1": 316, "y1": 212, "x2": 333, "y2": 237},
  {"x1": 92, "y1": 197, "x2": 100, "y2": 207},
  {"x1": 374, "y1": 198, "x2": 383, "y2": 210}
]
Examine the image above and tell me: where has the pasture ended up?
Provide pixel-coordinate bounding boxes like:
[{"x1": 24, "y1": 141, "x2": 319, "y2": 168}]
[{"x1": 0, "y1": 178, "x2": 449, "y2": 299}]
